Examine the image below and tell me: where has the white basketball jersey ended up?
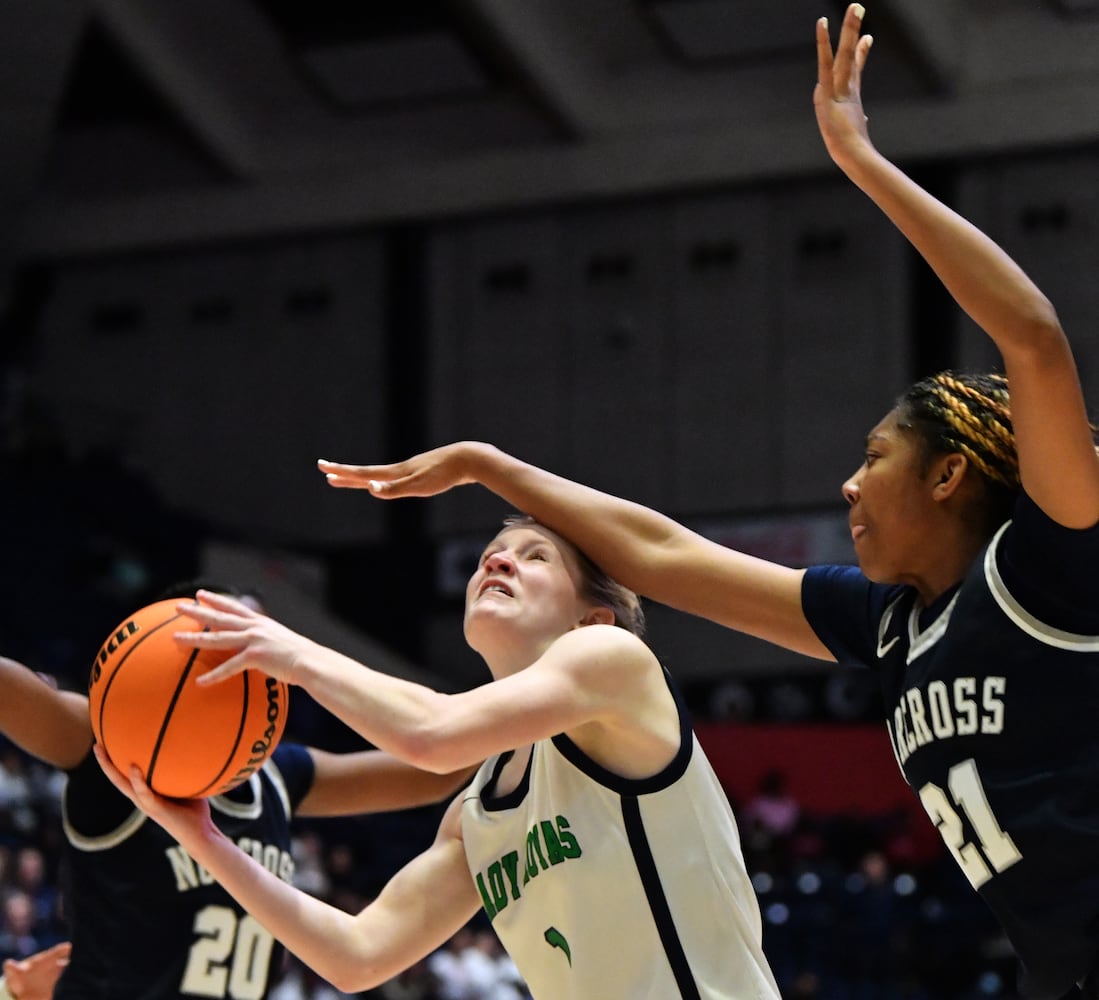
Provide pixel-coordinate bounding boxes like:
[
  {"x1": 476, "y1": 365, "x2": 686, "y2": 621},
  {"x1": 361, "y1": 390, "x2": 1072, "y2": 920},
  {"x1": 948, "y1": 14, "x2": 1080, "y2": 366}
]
[{"x1": 461, "y1": 698, "x2": 779, "y2": 1000}]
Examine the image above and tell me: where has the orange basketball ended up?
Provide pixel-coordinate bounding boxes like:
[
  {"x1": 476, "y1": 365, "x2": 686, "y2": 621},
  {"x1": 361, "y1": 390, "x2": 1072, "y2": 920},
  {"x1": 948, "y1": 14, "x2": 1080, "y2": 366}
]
[{"x1": 88, "y1": 598, "x2": 289, "y2": 798}]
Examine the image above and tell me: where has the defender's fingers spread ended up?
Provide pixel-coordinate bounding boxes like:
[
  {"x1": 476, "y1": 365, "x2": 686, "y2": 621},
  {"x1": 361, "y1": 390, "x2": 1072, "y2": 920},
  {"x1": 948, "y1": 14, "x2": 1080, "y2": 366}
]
[
  {"x1": 834, "y1": 4, "x2": 864, "y2": 76},
  {"x1": 855, "y1": 34, "x2": 873, "y2": 73},
  {"x1": 816, "y1": 17, "x2": 834, "y2": 88}
]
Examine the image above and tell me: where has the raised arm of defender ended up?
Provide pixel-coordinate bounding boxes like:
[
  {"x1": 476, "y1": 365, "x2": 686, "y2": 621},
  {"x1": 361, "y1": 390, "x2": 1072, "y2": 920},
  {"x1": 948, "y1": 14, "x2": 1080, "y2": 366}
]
[{"x1": 319, "y1": 447, "x2": 829, "y2": 660}]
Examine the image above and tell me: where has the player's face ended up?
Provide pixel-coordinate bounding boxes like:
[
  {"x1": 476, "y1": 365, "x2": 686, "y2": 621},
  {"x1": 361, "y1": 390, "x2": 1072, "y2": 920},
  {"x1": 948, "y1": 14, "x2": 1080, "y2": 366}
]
[
  {"x1": 464, "y1": 524, "x2": 592, "y2": 657},
  {"x1": 841, "y1": 409, "x2": 939, "y2": 585}
]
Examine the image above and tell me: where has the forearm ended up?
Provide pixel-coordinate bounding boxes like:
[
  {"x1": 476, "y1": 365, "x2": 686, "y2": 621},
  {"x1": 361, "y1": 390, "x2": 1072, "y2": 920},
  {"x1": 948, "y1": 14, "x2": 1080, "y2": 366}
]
[
  {"x1": 834, "y1": 144, "x2": 1060, "y2": 352},
  {"x1": 0, "y1": 659, "x2": 92, "y2": 769},
  {"x1": 174, "y1": 819, "x2": 390, "y2": 990},
  {"x1": 466, "y1": 444, "x2": 687, "y2": 594},
  {"x1": 293, "y1": 646, "x2": 463, "y2": 772},
  {"x1": 174, "y1": 802, "x2": 475, "y2": 993}
]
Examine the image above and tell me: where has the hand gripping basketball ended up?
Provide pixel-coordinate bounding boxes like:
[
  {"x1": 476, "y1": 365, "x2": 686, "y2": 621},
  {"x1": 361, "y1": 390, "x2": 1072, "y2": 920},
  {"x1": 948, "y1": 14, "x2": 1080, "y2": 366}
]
[
  {"x1": 89, "y1": 595, "x2": 289, "y2": 797},
  {"x1": 178, "y1": 590, "x2": 314, "y2": 688}
]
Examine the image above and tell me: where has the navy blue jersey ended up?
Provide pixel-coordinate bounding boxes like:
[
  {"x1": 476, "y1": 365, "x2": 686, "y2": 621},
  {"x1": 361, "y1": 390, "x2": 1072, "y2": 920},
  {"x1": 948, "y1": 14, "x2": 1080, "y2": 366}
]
[
  {"x1": 56, "y1": 742, "x2": 314, "y2": 1000},
  {"x1": 803, "y1": 494, "x2": 1099, "y2": 1000}
]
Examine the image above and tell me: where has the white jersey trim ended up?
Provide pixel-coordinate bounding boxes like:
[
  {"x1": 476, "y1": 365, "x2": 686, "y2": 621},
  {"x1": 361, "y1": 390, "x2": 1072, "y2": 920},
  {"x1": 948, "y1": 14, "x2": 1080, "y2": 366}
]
[
  {"x1": 261, "y1": 756, "x2": 292, "y2": 819},
  {"x1": 985, "y1": 520, "x2": 1099, "y2": 652},
  {"x1": 63, "y1": 795, "x2": 148, "y2": 853},
  {"x1": 906, "y1": 590, "x2": 960, "y2": 664},
  {"x1": 209, "y1": 771, "x2": 264, "y2": 821},
  {"x1": 63, "y1": 761, "x2": 280, "y2": 852}
]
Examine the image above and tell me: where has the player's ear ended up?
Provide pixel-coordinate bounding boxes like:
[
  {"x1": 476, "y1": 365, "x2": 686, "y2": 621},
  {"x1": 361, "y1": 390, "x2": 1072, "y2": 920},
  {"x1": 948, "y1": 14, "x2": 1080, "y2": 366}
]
[
  {"x1": 931, "y1": 453, "x2": 968, "y2": 500},
  {"x1": 579, "y1": 606, "x2": 615, "y2": 628}
]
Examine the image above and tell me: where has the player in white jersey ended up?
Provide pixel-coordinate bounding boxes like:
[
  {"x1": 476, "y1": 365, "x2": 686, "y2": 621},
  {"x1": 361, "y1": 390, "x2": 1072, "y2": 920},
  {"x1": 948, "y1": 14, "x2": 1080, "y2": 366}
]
[{"x1": 97, "y1": 516, "x2": 780, "y2": 999}]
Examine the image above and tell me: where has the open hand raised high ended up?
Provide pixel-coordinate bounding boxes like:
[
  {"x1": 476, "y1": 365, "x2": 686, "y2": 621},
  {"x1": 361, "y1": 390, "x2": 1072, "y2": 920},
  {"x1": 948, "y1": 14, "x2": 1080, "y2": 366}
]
[{"x1": 814, "y1": 3, "x2": 875, "y2": 167}]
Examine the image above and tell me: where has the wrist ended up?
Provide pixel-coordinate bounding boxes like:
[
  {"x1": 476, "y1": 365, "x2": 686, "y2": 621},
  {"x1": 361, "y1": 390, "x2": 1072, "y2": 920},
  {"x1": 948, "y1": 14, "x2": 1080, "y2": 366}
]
[{"x1": 465, "y1": 442, "x2": 512, "y2": 493}]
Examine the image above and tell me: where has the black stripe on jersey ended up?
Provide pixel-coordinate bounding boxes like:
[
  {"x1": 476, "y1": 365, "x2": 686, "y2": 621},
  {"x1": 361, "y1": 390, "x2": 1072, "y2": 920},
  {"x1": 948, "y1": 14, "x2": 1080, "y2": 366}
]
[
  {"x1": 551, "y1": 668, "x2": 693, "y2": 796},
  {"x1": 622, "y1": 796, "x2": 701, "y2": 1000}
]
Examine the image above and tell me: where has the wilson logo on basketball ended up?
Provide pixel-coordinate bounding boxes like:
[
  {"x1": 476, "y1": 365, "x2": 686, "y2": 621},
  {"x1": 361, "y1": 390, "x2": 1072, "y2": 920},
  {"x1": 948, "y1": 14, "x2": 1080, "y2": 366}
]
[
  {"x1": 90, "y1": 619, "x2": 140, "y2": 687},
  {"x1": 218, "y1": 676, "x2": 285, "y2": 793}
]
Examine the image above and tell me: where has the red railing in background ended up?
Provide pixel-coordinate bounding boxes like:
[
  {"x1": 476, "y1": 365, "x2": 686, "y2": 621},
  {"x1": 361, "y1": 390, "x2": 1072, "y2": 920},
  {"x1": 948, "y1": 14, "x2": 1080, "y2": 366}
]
[{"x1": 695, "y1": 722, "x2": 945, "y2": 864}]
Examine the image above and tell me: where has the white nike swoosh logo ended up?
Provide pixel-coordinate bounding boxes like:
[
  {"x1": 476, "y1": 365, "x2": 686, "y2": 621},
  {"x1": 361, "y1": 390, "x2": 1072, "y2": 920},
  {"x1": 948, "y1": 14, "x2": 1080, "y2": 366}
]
[{"x1": 876, "y1": 635, "x2": 900, "y2": 658}]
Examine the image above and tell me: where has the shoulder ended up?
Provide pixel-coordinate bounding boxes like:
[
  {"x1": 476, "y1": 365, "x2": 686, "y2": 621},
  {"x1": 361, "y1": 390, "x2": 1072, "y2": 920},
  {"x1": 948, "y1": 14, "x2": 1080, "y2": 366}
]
[
  {"x1": 549, "y1": 625, "x2": 668, "y2": 722},
  {"x1": 803, "y1": 564, "x2": 908, "y2": 665},
  {"x1": 266, "y1": 742, "x2": 317, "y2": 810},
  {"x1": 546, "y1": 625, "x2": 655, "y2": 678},
  {"x1": 998, "y1": 491, "x2": 1099, "y2": 627}
]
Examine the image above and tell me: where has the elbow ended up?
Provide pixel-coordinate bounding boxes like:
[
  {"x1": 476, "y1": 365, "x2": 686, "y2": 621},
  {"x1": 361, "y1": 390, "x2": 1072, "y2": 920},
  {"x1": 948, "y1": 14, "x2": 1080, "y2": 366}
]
[
  {"x1": 397, "y1": 731, "x2": 468, "y2": 774},
  {"x1": 1018, "y1": 295, "x2": 1064, "y2": 351},
  {"x1": 319, "y1": 947, "x2": 390, "y2": 994},
  {"x1": 389, "y1": 703, "x2": 468, "y2": 774},
  {"x1": 330, "y1": 965, "x2": 384, "y2": 995}
]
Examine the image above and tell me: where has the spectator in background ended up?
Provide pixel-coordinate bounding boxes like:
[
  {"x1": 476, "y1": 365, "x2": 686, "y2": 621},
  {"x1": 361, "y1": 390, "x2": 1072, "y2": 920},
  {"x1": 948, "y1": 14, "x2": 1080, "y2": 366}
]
[
  {"x1": 0, "y1": 891, "x2": 40, "y2": 964},
  {"x1": 0, "y1": 748, "x2": 35, "y2": 837},
  {"x1": 742, "y1": 769, "x2": 801, "y2": 842},
  {"x1": 11, "y1": 849, "x2": 59, "y2": 941}
]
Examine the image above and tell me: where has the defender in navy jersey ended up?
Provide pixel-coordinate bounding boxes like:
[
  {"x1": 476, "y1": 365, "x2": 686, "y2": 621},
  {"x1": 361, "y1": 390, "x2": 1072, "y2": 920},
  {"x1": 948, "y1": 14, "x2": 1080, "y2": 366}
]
[
  {"x1": 0, "y1": 653, "x2": 473, "y2": 1000},
  {"x1": 59, "y1": 741, "x2": 312, "y2": 1000},
  {"x1": 322, "y1": 6, "x2": 1099, "y2": 997},
  {"x1": 96, "y1": 519, "x2": 781, "y2": 998}
]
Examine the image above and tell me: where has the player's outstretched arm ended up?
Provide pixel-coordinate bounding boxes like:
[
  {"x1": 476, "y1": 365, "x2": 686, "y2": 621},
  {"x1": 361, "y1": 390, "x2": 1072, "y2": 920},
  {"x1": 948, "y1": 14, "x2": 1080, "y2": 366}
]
[
  {"x1": 297, "y1": 748, "x2": 475, "y2": 818},
  {"x1": 0, "y1": 657, "x2": 92, "y2": 770},
  {"x1": 320, "y1": 445, "x2": 828, "y2": 659},
  {"x1": 816, "y1": 4, "x2": 1099, "y2": 529}
]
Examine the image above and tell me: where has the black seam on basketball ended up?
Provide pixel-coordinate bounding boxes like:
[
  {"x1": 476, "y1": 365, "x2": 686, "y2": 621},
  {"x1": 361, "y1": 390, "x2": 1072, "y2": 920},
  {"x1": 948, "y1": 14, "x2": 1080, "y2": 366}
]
[
  {"x1": 193, "y1": 672, "x2": 250, "y2": 797},
  {"x1": 97, "y1": 612, "x2": 188, "y2": 760},
  {"x1": 146, "y1": 636, "x2": 205, "y2": 793}
]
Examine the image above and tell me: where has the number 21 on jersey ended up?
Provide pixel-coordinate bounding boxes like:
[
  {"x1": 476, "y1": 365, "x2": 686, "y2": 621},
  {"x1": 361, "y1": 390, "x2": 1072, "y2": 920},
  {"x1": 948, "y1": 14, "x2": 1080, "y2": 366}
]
[{"x1": 918, "y1": 757, "x2": 1022, "y2": 889}]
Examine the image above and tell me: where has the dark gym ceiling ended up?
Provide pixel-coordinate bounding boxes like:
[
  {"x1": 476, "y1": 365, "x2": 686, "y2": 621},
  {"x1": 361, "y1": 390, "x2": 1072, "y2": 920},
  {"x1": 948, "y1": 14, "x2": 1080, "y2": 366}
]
[{"x1": 7, "y1": 0, "x2": 1099, "y2": 262}]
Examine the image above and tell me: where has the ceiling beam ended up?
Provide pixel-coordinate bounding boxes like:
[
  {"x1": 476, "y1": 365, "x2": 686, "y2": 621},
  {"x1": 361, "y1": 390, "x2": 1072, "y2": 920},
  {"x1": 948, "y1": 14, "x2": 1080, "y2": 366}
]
[
  {"x1": 873, "y1": 0, "x2": 964, "y2": 94},
  {"x1": 455, "y1": 0, "x2": 623, "y2": 136},
  {"x1": 19, "y1": 70, "x2": 1099, "y2": 259},
  {"x1": 88, "y1": 0, "x2": 289, "y2": 177}
]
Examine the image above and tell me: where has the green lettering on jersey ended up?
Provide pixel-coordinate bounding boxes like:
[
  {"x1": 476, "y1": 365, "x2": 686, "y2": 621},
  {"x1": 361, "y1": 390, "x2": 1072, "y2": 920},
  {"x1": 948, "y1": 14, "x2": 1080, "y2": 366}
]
[
  {"x1": 475, "y1": 872, "x2": 497, "y2": 921},
  {"x1": 476, "y1": 815, "x2": 584, "y2": 919},
  {"x1": 526, "y1": 826, "x2": 549, "y2": 876},
  {"x1": 540, "y1": 820, "x2": 565, "y2": 865},
  {"x1": 500, "y1": 851, "x2": 522, "y2": 900},
  {"x1": 556, "y1": 815, "x2": 582, "y2": 859},
  {"x1": 487, "y1": 862, "x2": 509, "y2": 913}
]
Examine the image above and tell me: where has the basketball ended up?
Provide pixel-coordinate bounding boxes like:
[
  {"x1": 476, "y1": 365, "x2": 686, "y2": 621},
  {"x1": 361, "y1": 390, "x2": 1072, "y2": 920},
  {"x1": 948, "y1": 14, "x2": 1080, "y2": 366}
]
[{"x1": 88, "y1": 598, "x2": 289, "y2": 798}]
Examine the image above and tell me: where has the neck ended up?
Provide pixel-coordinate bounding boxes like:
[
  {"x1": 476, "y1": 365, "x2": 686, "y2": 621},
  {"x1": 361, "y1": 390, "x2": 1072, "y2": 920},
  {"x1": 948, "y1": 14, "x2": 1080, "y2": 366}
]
[
  {"x1": 477, "y1": 637, "x2": 557, "y2": 681},
  {"x1": 907, "y1": 538, "x2": 985, "y2": 606}
]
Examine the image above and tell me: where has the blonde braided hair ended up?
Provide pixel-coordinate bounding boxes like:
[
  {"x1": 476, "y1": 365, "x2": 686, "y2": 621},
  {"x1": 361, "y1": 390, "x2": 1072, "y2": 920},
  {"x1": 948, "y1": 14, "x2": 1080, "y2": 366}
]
[{"x1": 898, "y1": 371, "x2": 1020, "y2": 529}]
